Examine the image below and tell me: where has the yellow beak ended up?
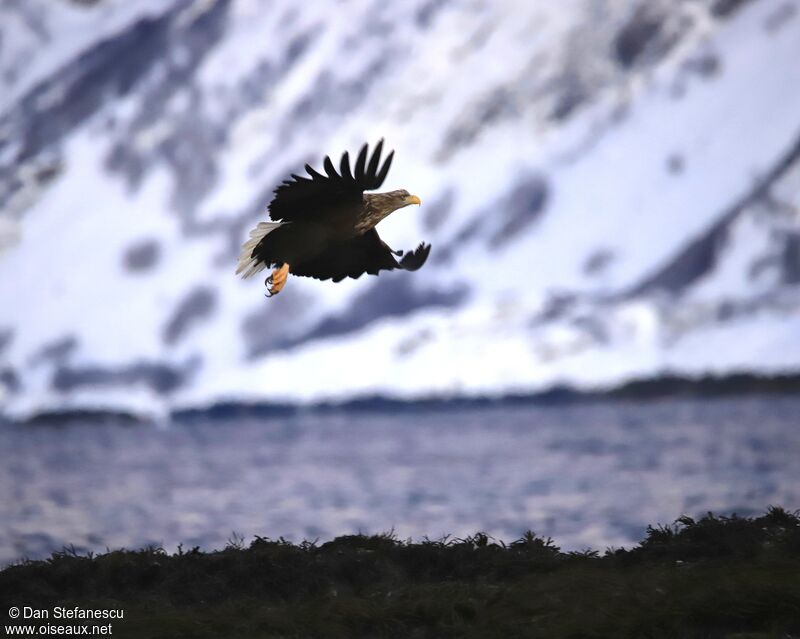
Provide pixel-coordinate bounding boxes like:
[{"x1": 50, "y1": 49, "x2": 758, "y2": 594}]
[{"x1": 405, "y1": 194, "x2": 422, "y2": 206}]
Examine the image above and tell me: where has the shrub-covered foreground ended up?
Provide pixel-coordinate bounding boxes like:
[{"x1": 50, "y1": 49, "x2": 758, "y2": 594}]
[{"x1": 2, "y1": 508, "x2": 799, "y2": 638}]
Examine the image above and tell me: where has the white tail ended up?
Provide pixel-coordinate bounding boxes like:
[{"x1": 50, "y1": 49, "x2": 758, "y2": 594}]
[{"x1": 236, "y1": 221, "x2": 283, "y2": 278}]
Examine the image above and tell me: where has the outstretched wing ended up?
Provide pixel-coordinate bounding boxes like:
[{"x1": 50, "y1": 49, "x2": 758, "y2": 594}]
[
  {"x1": 291, "y1": 229, "x2": 431, "y2": 282},
  {"x1": 269, "y1": 140, "x2": 394, "y2": 223}
]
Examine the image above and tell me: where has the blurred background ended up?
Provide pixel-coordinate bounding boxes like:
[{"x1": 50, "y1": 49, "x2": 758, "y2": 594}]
[{"x1": 1, "y1": 0, "x2": 799, "y2": 564}]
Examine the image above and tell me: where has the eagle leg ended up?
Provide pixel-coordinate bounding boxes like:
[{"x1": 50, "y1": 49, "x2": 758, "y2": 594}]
[{"x1": 265, "y1": 263, "x2": 290, "y2": 297}]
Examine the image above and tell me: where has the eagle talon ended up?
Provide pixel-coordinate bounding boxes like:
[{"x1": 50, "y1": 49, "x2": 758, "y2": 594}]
[{"x1": 266, "y1": 263, "x2": 290, "y2": 296}]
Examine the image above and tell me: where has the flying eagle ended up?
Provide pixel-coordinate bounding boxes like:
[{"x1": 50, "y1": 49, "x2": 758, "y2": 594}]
[{"x1": 237, "y1": 140, "x2": 431, "y2": 296}]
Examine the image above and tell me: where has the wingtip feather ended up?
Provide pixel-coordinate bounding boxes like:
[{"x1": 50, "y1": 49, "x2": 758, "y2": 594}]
[
  {"x1": 340, "y1": 151, "x2": 353, "y2": 179},
  {"x1": 323, "y1": 155, "x2": 339, "y2": 179},
  {"x1": 354, "y1": 143, "x2": 368, "y2": 179}
]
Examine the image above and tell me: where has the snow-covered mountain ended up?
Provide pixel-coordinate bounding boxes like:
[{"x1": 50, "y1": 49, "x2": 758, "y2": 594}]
[{"x1": 1, "y1": 0, "x2": 799, "y2": 419}]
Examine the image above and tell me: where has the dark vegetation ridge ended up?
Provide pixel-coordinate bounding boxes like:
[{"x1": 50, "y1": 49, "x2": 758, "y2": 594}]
[{"x1": 2, "y1": 508, "x2": 799, "y2": 638}]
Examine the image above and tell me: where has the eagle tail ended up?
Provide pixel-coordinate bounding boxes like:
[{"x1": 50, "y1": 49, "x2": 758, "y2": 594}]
[{"x1": 236, "y1": 221, "x2": 283, "y2": 278}]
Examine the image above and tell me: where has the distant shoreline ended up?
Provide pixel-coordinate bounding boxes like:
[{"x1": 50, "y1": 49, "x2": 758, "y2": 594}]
[{"x1": 7, "y1": 371, "x2": 800, "y2": 426}]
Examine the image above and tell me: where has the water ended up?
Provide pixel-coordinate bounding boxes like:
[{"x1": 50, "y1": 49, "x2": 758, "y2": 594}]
[{"x1": 1, "y1": 397, "x2": 799, "y2": 566}]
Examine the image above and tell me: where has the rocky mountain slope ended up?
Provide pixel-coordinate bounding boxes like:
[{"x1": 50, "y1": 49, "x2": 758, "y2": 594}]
[{"x1": 1, "y1": 0, "x2": 799, "y2": 419}]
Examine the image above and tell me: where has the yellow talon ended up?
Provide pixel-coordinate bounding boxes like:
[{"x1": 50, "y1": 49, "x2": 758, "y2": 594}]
[{"x1": 266, "y1": 263, "x2": 290, "y2": 297}]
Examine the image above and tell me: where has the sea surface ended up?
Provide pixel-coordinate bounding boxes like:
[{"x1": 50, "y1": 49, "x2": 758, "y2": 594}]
[{"x1": 1, "y1": 397, "x2": 799, "y2": 566}]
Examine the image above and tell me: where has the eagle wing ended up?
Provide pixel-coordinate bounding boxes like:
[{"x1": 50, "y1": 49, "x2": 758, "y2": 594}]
[
  {"x1": 290, "y1": 228, "x2": 431, "y2": 282},
  {"x1": 269, "y1": 140, "x2": 394, "y2": 223}
]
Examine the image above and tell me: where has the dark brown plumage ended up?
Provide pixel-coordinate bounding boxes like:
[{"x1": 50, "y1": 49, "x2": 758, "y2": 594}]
[{"x1": 237, "y1": 140, "x2": 430, "y2": 296}]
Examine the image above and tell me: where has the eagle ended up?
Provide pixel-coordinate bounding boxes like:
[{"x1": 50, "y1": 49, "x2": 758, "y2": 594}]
[{"x1": 237, "y1": 140, "x2": 431, "y2": 296}]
